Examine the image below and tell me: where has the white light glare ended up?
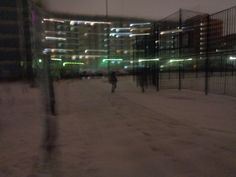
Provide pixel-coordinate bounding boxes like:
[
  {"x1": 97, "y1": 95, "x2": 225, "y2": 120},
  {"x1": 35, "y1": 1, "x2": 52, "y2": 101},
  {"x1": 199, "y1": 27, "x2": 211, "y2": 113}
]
[
  {"x1": 51, "y1": 58, "x2": 62, "y2": 61},
  {"x1": 229, "y1": 56, "x2": 236, "y2": 60},
  {"x1": 129, "y1": 33, "x2": 150, "y2": 37},
  {"x1": 129, "y1": 22, "x2": 151, "y2": 27},
  {"x1": 109, "y1": 32, "x2": 131, "y2": 37},
  {"x1": 103, "y1": 59, "x2": 123, "y2": 62},
  {"x1": 70, "y1": 20, "x2": 111, "y2": 26},
  {"x1": 109, "y1": 33, "x2": 150, "y2": 37},
  {"x1": 200, "y1": 22, "x2": 205, "y2": 26},
  {"x1": 169, "y1": 58, "x2": 192, "y2": 63},
  {"x1": 43, "y1": 18, "x2": 65, "y2": 23},
  {"x1": 84, "y1": 49, "x2": 107, "y2": 53},
  {"x1": 79, "y1": 55, "x2": 107, "y2": 59},
  {"x1": 160, "y1": 29, "x2": 183, "y2": 35},
  {"x1": 138, "y1": 58, "x2": 160, "y2": 62},
  {"x1": 43, "y1": 48, "x2": 73, "y2": 54},
  {"x1": 130, "y1": 27, "x2": 151, "y2": 32},
  {"x1": 45, "y1": 36, "x2": 67, "y2": 41},
  {"x1": 45, "y1": 31, "x2": 67, "y2": 35},
  {"x1": 110, "y1": 27, "x2": 131, "y2": 31}
]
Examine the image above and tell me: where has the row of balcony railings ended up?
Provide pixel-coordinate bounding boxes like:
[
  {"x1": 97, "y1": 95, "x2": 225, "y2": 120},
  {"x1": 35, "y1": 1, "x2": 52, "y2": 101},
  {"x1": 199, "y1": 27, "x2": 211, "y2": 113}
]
[{"x1": 30, "y1": 4, "x2": 156, "y2": 81}]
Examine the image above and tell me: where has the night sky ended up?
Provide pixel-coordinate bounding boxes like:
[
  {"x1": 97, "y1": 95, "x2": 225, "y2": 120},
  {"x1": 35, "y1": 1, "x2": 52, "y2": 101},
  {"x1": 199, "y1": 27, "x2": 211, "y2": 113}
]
[{"x1": 43, "y1": 0, "x2": 236, "y2": 20}]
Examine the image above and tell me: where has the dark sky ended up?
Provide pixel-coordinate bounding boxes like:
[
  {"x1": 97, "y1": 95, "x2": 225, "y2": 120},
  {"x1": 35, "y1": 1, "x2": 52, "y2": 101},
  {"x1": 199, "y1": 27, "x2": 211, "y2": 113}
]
[{"x1": 43, "y1": 0, "x2": 236, "y2": 20}]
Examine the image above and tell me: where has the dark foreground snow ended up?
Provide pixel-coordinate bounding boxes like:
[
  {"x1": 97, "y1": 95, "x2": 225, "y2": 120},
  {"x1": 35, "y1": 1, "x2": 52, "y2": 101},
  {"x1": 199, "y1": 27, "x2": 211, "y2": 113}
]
[{"x1": 1, "y1": 77, "x2": 236, "y2": 177}]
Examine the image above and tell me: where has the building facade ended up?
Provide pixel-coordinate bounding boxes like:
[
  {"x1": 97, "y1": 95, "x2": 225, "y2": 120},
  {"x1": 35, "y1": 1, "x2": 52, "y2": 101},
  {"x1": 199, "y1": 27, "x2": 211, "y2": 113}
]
[
  {"x1": 0, "y1": 0, "x2": 32, "y2": 80},
  {"x1": 30, "y1": 6, "x2": 154, "y2": 78},
  {"x1": 1, "y1": 1, "x2": 235, "y2": 83}
]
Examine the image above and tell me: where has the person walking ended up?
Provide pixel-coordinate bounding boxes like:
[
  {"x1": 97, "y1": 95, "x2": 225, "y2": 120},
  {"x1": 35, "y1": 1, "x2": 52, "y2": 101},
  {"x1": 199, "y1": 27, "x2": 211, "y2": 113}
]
[{"x1": 109, "y1": 71, "x2": 118, "y2": 93}]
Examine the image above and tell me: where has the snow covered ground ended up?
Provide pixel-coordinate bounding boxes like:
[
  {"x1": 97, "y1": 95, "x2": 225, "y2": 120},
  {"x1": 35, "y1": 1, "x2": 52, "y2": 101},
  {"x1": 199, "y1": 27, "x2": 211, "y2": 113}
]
[{"x1": 1, "y1": 77, "x2": 236, "y2": 177}]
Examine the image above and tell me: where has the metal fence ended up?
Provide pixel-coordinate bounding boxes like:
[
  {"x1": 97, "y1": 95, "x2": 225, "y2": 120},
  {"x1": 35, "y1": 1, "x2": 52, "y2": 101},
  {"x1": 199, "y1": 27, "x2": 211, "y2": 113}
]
[{"x1": 134, "y1": 7, "x2": 236, "y2": 96}]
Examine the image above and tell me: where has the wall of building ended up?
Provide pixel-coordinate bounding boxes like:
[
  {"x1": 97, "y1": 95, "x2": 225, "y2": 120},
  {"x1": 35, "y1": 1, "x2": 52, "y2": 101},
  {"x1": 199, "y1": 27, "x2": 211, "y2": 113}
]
[{"x1": 0, "y1": 0, "x2": 32, "y2": 80}]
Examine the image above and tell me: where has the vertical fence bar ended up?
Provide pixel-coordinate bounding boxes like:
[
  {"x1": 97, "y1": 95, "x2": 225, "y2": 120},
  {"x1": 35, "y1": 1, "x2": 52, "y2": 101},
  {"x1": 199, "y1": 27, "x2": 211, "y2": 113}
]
[
  {"x1": 178, "y1": 9, "x2": 182, "y2": 90},
  {"x1": 205, "y1": 15, "x2": 210, "y2": 95},
  {"x1": 156, "y1": 23, "x2": 160, "y2": 91}
]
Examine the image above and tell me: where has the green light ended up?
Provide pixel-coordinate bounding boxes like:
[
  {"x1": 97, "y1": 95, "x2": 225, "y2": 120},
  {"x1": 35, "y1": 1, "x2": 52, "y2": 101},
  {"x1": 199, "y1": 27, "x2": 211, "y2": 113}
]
[
  {"x1": 38, "y1": 59, "x2": 42, "y2": 63},
  {"x1": 102, "y1": 58, "x2": 123, "y2": 62},
  {"x1": 63, "y1": 62, "x2": 84, "y2": 67}
]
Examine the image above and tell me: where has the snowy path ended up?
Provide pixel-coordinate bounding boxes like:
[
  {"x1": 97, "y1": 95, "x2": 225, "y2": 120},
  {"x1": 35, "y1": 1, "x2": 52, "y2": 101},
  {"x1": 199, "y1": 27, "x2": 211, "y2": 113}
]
[
  {"x1": 0, "y1": 83, "x2": 43, "y2": 177},
  {"x1": 55, "y1": 77, "x2": 236, "y2": 177},
  {"x1": 0, "y1": 77, "x2": 236, "y2": 177}
]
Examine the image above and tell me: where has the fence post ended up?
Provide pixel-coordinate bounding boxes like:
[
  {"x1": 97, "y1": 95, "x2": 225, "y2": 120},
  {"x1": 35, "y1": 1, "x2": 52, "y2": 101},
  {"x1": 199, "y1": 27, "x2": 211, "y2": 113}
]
[
  {"x1": 178, "y1": 9, "x2": 183, "y2": 90},
  {"x1": 178, "y1": 62, "x2": 182, "y2": 90},
  {"x1": 205, "y1": 15, "x2": 210, "y2": 95},
  {"x1": 42, "y1": 54, "x2": 57, "y2": 160},
  {"x1": 156, "y1": 23, "x2": 160, "y2": 91},
  {"x1": 156, "y1": 61, "x2": 160, "y2": 91}
]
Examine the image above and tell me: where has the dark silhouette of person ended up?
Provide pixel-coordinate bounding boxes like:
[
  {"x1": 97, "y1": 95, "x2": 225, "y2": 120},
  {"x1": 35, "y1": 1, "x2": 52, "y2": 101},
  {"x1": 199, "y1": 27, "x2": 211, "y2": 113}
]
[{"x1": 109, "y1": 71, "x2": 118, "y2": 93}]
